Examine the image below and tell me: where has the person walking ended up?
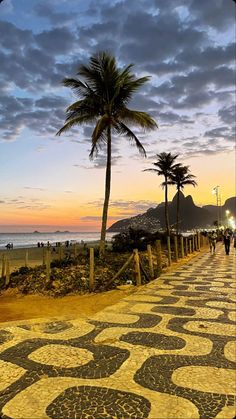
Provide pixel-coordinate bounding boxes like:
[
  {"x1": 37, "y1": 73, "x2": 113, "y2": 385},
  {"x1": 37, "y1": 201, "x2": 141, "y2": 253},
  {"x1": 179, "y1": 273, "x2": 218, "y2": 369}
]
[
  {"x1": 209, "y1": 231, "x2": 217, "y2": 254},
  {"x1": 223, "y1": 229, "x2": 231, "y2": 255},
  {"x1": 233, "y1": 229, "x2": 236, "y2": 250}
]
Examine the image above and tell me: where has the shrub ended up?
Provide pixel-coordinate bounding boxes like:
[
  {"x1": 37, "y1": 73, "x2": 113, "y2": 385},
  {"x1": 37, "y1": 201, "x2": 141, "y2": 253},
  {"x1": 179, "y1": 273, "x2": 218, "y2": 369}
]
[{"x1": 112, "y1": 228, "x2": 166, "y2": 252}]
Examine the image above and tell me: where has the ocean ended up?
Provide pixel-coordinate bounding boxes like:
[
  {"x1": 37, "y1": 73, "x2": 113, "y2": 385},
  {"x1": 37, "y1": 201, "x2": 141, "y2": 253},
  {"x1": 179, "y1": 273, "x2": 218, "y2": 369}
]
[{"x1": 0, "y1": 232, "x2": 116, "y2": 249}]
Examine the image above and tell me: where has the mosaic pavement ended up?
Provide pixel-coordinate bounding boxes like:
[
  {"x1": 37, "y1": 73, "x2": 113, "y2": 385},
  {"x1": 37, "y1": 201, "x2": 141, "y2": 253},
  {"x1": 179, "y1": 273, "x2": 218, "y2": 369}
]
[{"x1": 0, "y1": 245, "x2": 235, "y2": 419}]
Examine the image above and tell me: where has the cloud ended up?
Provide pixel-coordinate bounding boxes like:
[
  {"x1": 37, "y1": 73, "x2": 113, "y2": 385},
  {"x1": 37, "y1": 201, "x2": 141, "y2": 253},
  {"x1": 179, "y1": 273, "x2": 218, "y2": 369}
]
[
  {"x1": 1, "y1": 196, "x2": 51, "y2": 211},
  {"x1": 80, "y1": 215, "x2": 122, "y2": 221},
  {"x1": 34, "y1": 3, "x2": 79, "y2": 25},
  {"x1": 0, "y1": 0, "x2": 234, "y2": 158},
  {"x1": 23, "y1": 187, "x2": 45, "y2": 191},
  {"x1": 35, "y1": 27, "x2": 76, "y2": 55},
  {"x1": 87, "y1": 199, "x2": 159, "y2": 214},
  {"x1": 218, "y1": 105, "x2": 236, "y2": 125}
]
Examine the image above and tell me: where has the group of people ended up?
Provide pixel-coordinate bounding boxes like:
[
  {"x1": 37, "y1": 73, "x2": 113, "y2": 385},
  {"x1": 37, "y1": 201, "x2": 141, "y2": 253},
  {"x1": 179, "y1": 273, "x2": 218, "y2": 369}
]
[{"x1": 208, "y1": 228, "x2": 236, "y2": 255}]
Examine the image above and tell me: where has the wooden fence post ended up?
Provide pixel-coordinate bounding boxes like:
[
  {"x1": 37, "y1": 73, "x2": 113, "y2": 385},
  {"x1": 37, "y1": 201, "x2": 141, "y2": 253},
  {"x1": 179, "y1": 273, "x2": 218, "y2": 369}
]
[
  {"x1": 156, "y1": 240, "x2": 162, "y2": 276},
  {"x1": 89, "y1": 247, "x2": 94, "y2": 292},
  {"x1": 185, "y1": 237, "x2": 188, "y2": 255},
  {"x1": 5, "y1": 256, "x2": 10, "y2": 286},
  {"x1": 189, "y1": 238, "x2": 192, "y2": 253},
  {"x1": 147, "y1": 244, "x2": 154, "y2": 279},
  {"x1": 25, "y1": 250, "x2": 28, "y2": 268},
  {"x1": 196, "y1": 232, "x2": 199, "y2": 249},
  {"x1": 180, "y1": 236, "x2": 184, "y2": 258},
  {"x1": 194, "y1": 235, "x2": 197, "y2": 251},
  {"x1": 42, "y1": 248, "x2": 45, "y2": 265},
  {"x1": 133, "y1": 249, "x2": 141, "y2": 286},
  {"x1": 59, "y1": 245, "x2": 63, "y2": 261},
  {"x1": 73, "y1": 243, "x2": 77, "y2": 258},
  {"x1": 46, "y1": 250, "x2": 51, "y2": 282},
  {"x1": 167, "y1": 236, "x2": 171, "y2": 266},
  {"x1": 1, "y1": 254, "x2": 6, "y2": 278},
  {"x1": 174, "y1": 236, "x2": 178, "y2": 262}
]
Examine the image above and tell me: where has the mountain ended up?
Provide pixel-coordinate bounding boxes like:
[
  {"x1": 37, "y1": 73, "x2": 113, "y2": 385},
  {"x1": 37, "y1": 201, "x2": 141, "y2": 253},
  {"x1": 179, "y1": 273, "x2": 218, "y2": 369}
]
[
  {"x1": 203, "y1": 197, "x2": 236, "y2": 224},
  {"x1": 107, "y1": 193, "x2": 236, "y2": 232}
]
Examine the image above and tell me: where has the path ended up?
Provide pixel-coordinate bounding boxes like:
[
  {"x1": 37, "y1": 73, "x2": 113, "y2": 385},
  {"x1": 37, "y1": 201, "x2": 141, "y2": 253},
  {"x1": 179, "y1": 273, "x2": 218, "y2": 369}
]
[{"x1": 0, "y1": 245, "x2": 235, "y2": 419}]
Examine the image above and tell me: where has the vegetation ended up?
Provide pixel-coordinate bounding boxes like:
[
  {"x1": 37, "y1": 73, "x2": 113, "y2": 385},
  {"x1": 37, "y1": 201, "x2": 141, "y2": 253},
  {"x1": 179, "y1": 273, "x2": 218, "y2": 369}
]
[
  {"x1": 144, "y1": 152, "x2": 179, "y2": 235},
  {"x1": 168, "y1": 165, "x2": 197, "y2": 234},
  {"x1": 57, "y1": 52, "x2": 157, "y2": 257},
  {"x1": 112, "y1": 228, "x2": 166, "y2": 252},
  {"x1": 5, "y1": 250, "x2": 155, "y2": 296}
]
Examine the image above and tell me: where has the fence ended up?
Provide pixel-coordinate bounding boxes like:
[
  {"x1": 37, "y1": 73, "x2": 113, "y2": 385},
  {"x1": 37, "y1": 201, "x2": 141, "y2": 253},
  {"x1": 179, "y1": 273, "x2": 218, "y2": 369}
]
[{"x1": 0, "y1": 233, "x2": 209, "y2": 291}]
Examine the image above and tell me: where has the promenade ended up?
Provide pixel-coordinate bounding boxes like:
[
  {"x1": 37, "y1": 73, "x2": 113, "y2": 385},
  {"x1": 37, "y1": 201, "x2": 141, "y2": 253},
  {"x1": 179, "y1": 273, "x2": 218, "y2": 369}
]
[{"x1": 0, "y1": 245, "x2": 235, "y2": 419}]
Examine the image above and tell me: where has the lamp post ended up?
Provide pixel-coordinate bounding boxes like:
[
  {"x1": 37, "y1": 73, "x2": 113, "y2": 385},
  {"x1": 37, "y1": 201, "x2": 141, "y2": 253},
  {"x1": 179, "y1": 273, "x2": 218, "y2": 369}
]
[{"x1": 212, "y1": 186, "x2": 220, "y2": 228}]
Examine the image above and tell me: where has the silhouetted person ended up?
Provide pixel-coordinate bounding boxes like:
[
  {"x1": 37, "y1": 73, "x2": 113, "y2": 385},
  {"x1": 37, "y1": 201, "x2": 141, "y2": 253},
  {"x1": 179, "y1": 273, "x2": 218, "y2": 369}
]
[
  {"x1": 223, "y1": 229, "x2": 231, "y2": 255},
  {"x1": 233, "y1": 229, "x2": 236, "y2": 249},
  {"x1": 208, "y1": 231, "x2": 217, "y2": 254}
]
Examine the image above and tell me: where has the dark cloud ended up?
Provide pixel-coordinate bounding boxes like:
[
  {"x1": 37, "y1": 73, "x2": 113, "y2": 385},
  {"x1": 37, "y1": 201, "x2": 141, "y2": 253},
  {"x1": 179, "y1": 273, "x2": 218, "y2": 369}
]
[
  {"x1": 204, "y1": 126, "x2": 235, "y2": 143},
  {"x1": 0, "y1": 20, "x2": 33, "y2": 51},
  {"x1": 35, "y1": 96, "x2": 68, "y2": 109},
  {"x1": 218, "y1": 105, "x2": 236, "y2": 125},
  {"x1": 35, "y1": 27, "x2": 76, "y2": 55},
  {"x1": 120, "y1": 10, "x2": 205, "y2": 64},
  {"x1": 34, "y1": 3, "x2": 78, "y2": 25},
  {"x1": 0, "y1": 0, "x2": 234, "y2": 154},
  {"x1": 190, "y1": 0, "x2": 236, "y2": 29},
  {"x1": 73, "y1": 154, "x2": 122, "y2": 170}
]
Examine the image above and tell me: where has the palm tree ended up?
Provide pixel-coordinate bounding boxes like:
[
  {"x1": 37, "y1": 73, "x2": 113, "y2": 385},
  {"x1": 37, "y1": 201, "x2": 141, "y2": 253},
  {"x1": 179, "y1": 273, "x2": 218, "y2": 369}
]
[
  {"x1": 57, "y1": 52, "x2": 157, "y2": 256},
  {"x1": 168, "y1": 165, "x2": 197, "y2": 235},
  {"x1": 144, "y1": 152, "x2": 179, "y2": 235}
]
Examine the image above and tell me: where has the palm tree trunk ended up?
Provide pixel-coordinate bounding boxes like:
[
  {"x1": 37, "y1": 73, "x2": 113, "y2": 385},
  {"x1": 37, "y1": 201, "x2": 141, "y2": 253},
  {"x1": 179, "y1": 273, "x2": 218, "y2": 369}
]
[
  {"x1": 176, "y1": 188, "x2": 180, "y2": 236},
  {"x1": 99, "y1": 126, "x2": 112, "y2": 257},
  {"x1": 165, "y1": 176, "x2": 170, "y2": 236}
]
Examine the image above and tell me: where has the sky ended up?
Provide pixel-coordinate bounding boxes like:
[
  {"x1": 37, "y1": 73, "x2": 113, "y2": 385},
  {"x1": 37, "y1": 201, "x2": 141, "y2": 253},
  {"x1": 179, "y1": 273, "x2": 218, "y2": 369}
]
[{"x1": 0, "y1": 0, "x2": 235, "y2": 232}]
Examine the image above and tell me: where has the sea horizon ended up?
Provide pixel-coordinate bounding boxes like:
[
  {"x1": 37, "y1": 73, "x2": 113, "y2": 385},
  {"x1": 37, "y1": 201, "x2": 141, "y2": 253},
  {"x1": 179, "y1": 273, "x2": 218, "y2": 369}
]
[{"x1": 0, "y1": 231, "x2": 116, "y2": 249}]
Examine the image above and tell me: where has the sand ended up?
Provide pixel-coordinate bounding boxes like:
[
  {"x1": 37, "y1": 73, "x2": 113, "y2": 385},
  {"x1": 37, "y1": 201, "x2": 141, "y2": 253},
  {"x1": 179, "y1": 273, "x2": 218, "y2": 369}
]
[
  {"x1": 0, "y1": 242, "x2": 99, "y2": 271},
  {"x1": 0, "y1": 286, "x2": 135, "y2": 324},
  {"x1": 0, "y1": 244, "x2": 204, "y2": 324}
]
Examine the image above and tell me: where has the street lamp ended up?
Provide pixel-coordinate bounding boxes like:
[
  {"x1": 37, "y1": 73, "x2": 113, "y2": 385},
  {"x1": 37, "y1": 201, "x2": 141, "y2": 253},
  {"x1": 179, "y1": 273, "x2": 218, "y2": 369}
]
[
  {"x1": 225, "y1": 210, "x2": 230, "y2": 227},
  {"x1": 212, "y1": 186, "x2": 220, "y2": 228}
]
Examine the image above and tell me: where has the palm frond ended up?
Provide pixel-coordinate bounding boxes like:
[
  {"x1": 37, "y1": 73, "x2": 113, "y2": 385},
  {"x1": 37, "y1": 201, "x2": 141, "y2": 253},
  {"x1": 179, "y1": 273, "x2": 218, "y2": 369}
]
[
  {"x1": 90, "y1": 115, "x2": 110, "y2": 158},
  {"x1": 118, "y1": 108, "x2": 158, "y2": 130},
  {"x1": 115, "y1": 122, "x2": 146, "y2": 157},
  {"x1": 143, "y1": 168, "x2": 160, "y2": 174},
  {"x1": 56, "y1": 115, "x2": 95, "y2": 136}
]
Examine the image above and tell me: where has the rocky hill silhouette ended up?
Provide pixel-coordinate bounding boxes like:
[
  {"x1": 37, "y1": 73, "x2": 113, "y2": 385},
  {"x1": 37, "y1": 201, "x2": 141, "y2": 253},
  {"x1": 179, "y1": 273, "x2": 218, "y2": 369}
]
[{"x1": 108, "y1": 193, "x2": 236, "y2": 232}]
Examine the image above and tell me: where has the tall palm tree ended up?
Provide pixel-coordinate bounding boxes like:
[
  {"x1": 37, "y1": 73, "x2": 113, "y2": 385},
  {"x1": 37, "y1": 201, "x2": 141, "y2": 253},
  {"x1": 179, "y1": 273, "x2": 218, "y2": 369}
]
[
  {"x1": 57, "y1": 52, "x2": 157, "y2": 256},
  {"x1": 168, "y1": 165, "x2": 197, "y2": 235},
  {"x1": 144, "y1": 152, "x2": 179, "y2": 236}
]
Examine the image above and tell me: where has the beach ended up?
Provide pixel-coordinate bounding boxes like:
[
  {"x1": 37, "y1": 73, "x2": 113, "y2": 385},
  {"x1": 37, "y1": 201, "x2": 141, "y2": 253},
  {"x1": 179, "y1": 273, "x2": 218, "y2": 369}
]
[
  {"x1": 0, "y1": 241, "x2": 101, "y2": 271},
  {"x1": 0, "y1": 231, "x2": 115, "y2": 250}
]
